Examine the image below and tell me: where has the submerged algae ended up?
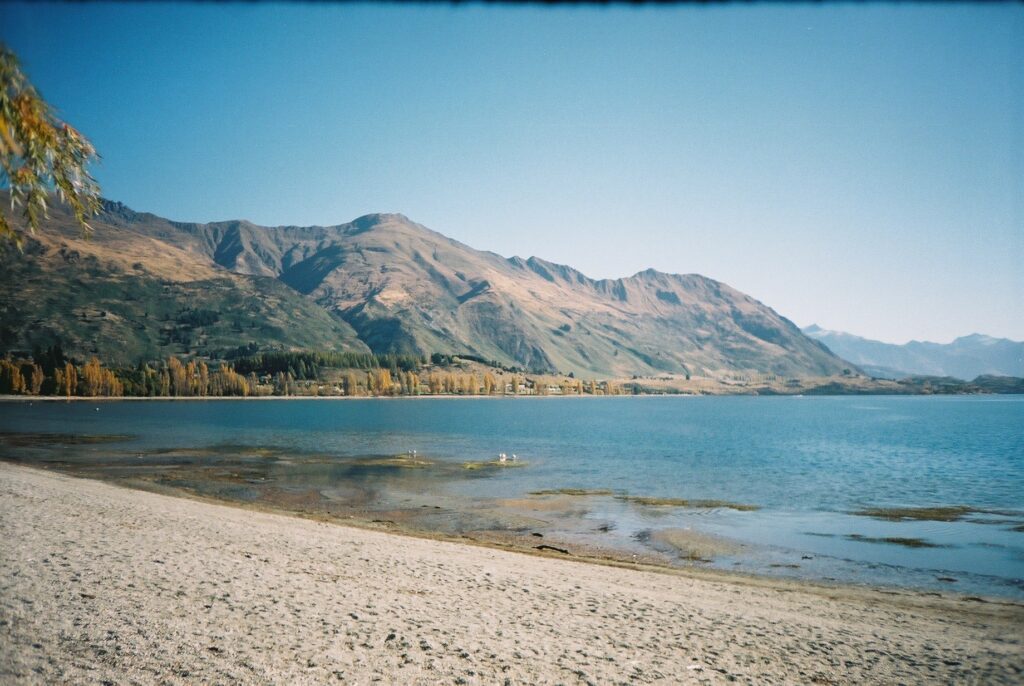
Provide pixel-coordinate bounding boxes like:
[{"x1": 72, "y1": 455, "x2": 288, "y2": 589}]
[
  {"x1": 528, "y1": 488, "x2": 615, "y2": 496},
  {"x1": 462, "y1": 460, "x2": 527, "y2": 470},
  {"x1": 845, "y1": 534, "x2": 948, "y2": 549},
  {"x1": 852, "y1": 506, "x2": 975, "y2": 522},
  {"x1": 617, "y1": 495, "x2": 760, "y2": 511},
  {"x1": 0, "y1": 431, "x2": 134, "y2": 447}
]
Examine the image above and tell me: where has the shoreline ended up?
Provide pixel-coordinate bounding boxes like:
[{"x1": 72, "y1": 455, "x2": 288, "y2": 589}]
[
  {"x1": 3, "y1": 391, "x2": 1021, "y2": 402},
  {"x1": 2, "y1": 462, "x2": 1021, "y2": 683},
  {"x1": 7, "y1": 458, "x2": 1022, "y2": 605},
  {"x1": 113, "y1": 468, "x2": 1024, "y2": 607}
]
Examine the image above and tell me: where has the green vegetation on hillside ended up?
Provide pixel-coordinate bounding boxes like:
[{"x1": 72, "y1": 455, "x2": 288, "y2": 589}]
[{"x1": 0, "y1": 242, "x2": 366, "y2": 365}]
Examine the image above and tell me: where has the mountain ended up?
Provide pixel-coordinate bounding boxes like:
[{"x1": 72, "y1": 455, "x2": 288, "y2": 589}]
[
  {"x1": 803, "y1": 325, "x2": 1024, "y2": 380},
  {"x1": 0, "y1": 203, "x2": 368, "y2": 365},
  {"x1": 0, "y1": 195, "x2": 849, "y2": 377}
]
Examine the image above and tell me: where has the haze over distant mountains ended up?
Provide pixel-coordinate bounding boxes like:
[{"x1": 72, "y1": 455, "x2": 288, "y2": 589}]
[
  {"x1": 1, "y1": 196, "x2": 851, "y2": 378},
  {"x1": 803, "y1": 325, "x2": 1024, "y2": 380}
]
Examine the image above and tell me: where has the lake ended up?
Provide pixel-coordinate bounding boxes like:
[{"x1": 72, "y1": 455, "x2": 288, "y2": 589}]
[{"x1": 1, "y1": 395, "x2": 1022, "y2": 598}]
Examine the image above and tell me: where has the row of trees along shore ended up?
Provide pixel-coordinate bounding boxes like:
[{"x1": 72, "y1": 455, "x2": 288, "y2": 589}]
[{"x1": 0, "y1": 347, "x2": 624, "y2": 398}]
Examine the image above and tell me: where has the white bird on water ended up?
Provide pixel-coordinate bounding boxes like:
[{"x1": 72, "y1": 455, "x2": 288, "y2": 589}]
[{"x1": 498, "y1": 453, "x2": 507, "y2": 462}]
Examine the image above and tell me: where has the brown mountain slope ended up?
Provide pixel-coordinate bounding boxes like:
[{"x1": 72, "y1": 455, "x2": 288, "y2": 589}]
[
  {"x1": 77, "y1": 201, "x2": 847, "y2": 377},
  {"x1": 0, "y1": 199, "x2": 368, "y2": 364}
]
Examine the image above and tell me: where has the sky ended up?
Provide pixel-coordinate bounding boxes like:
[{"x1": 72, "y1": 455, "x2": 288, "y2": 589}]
[{"x1": 2, "y1": 2, "x2": 1021, "y2": 344}]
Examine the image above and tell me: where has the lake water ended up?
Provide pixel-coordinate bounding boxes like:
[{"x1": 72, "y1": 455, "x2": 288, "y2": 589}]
[{"x1": 1, "y1": 395, "x2": 1022, "y2": 598}]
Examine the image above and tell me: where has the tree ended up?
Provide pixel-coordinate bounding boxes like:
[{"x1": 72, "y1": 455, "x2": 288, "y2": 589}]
[
  {"x1": 0, "y1": 357, "x2": 25, "y2": 393},
  {"x1": 198, "y1": 361, "x2": 209, "y2": 396},
  {"x1": 376, "y1": 368, "x2": 393, "y2": 395},
  {"x1": 28, "y1": 362, "x2": 44, "y2": 394},
  {"x1": 343, "y1": 371, "x2": 359, "y2": 396},
  {"x1": 482, "y1": 372, "x2": 496, "y2": 395},
  {"x1": 61, "y1": 361, "x2": 77, "y2": 398},
  {"x1": 427, "y1": 373, "x2": 442, "y2": 395},
  {"x1": 168, "y1": 357, "x2": 189, "y2": 396},
  {"x1": 1, "y1": 45, "x2": 100, "y2": 247}
]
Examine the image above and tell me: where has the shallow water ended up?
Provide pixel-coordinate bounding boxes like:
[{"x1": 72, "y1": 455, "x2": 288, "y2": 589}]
[{"x1": 1, "y1": 395, "x2": 1022, "y2": 597}]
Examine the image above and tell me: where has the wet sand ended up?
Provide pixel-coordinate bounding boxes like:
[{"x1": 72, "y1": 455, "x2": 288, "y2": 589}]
[{"x1": 1, "y1": 462, "x2": 1022, "y2": 684}]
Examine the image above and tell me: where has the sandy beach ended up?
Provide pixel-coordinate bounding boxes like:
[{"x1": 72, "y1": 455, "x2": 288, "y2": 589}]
[{"x1": 1, "y1": 463, "x2": 1021, "y2": 685}]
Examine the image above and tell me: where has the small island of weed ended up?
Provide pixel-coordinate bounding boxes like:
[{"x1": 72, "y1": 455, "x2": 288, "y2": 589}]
[{"x1": 617, "y1": 495, "x2": 760, "y2": 511}]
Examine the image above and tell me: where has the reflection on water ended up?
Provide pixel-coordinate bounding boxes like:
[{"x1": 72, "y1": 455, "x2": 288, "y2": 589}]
[{"x1": 0, "y1": 395, "x2": 1022, "y2": 599}]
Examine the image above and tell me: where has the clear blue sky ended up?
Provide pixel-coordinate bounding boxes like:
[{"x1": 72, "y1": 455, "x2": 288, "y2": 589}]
[{"x1": 3, "y1": 2, "x2": 1021, "y2": 343}]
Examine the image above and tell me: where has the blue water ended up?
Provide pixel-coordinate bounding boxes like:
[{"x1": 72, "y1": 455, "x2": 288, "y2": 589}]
[{"x1": 2, "y1": 395, "x2": 1022, "y2": 597}]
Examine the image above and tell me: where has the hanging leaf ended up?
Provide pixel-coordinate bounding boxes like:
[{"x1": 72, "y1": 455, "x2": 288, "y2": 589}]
[{"x1": 0, "y1": 44, "x2": 101, "y2": 249}]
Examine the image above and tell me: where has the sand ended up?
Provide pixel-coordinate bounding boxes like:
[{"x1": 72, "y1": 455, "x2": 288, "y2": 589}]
[{"x1": 1, "y1": 463, "x2": 1021, "y2": 685}]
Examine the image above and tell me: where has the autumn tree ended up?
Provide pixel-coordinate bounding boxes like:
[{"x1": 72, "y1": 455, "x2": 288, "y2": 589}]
[
  {"x1": 427, "y1": 373, "x2": 442, "y2": 395},
  {"x1": 198, "y1": 361, "x2": 209, "y2": 397},
  {"x1": 402, "y1": 371, "x2": 420, "y2": 395},
  {"x1": 0, "y1": 357, "x2": 25, "y2": 393},
  {"x1": 80, "y1": 357, "x2": 101, "y2": 396},
  {"x1": 0, "y1": 45, "x2": 100, "y2": 247},
  {"x1": 61, "y1": 361, "x2": 77, "y2": 398},
  {"x1": 343, "y1": 371, "x2": 359, "y2": 396},
  {"x1": 185, "y1": 360, "x2": 198, "y2": 395},
  {"x1": 211, "y1": 363, "x2": 249, "y2": 396},
  {"x1": 376, "y1": 368, "x2": 393, "y2": 395},
  {"x1": 79, "y1": 357, "x2": 122, "y2": 396},
  {"x1": 28, "y1": 362, "x2": 44, "y2": 394},
  {"x1": 167, "y1": 357, "x2": 189, "y2": 397}
]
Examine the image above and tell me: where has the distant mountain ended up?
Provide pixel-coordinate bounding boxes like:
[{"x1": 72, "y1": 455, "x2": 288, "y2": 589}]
[
  {"x1": 0, "y1": 195, "x2": 849, "y2": 377},
  {"x1": 803, "y1": 325, "x2": 1024, "y2": 380}
]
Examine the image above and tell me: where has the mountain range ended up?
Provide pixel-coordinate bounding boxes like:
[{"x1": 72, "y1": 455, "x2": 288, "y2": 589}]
[
  {"x1": 803, "y1": 325, "x2": 1024, "y2": 380},
  {"x1": 2, "y1": 196, "x2": 850, "y2": 378}
]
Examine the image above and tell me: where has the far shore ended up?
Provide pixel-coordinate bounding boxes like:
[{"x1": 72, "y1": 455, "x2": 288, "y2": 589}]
[
  {"x1": 1, "y1": 390, "x2": 1019, "y2": 402},
  {"x1": 1, "y1": 462, "x2": 1021, "y2": 683},
  {"x1": 0, "y1": 393, "x2": 703, "y2": 402}
]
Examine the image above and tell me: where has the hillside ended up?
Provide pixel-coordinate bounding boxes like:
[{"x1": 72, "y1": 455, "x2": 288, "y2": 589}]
[
  {"x1": 0, "y1": 196, "x2": 849, "y2": 377},
  {"x1": 803, "y1": 325, "x2": 1024, "y2": 380},
  {"x1": 0, "y1": 204, "x2": 367, "y2": 365}
]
